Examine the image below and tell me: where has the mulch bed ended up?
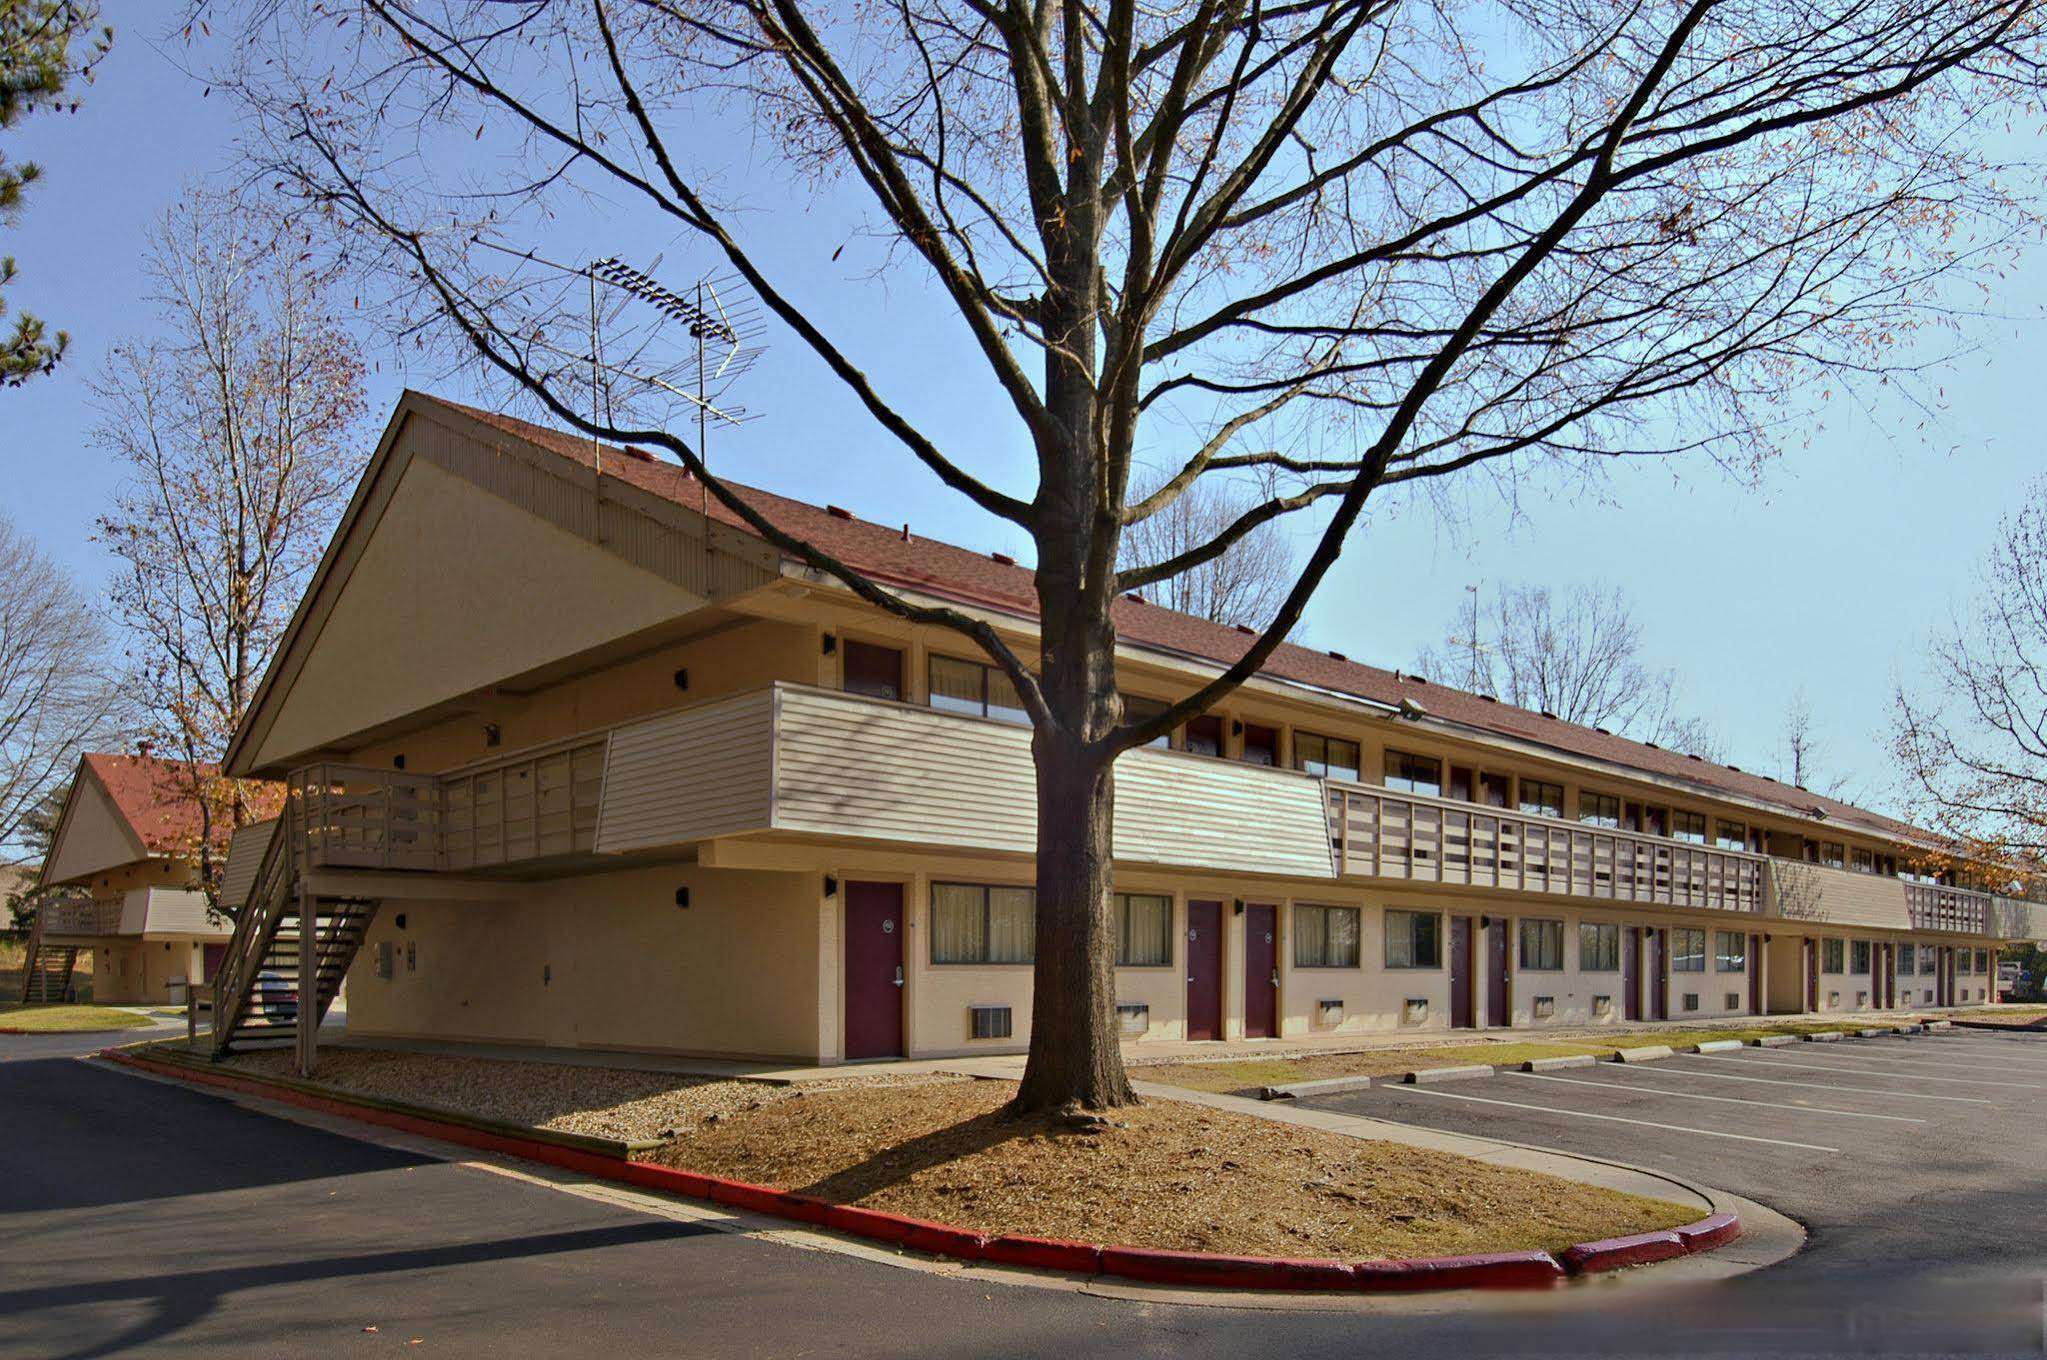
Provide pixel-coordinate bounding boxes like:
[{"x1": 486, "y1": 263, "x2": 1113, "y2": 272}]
[{"x1": 645, "y1": 1078, "x2": 1693, "y2": 1260}]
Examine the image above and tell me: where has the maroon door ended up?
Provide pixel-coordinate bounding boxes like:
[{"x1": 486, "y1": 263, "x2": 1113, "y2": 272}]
[
  {"x1": 1748, "y1": 933, "x2": 1763, "y2": 1014},
  {"x1": 1649, "y1": 929, "x2": 1669, "y2": 1020},
  {"x1": 1449, "y1": 915, "x2": 1475, "y2": 1028},
  {"x1": 842, "y1": 640, "x2": 904, "y2": 700},
  {"x1": 1243, "y1": 904, "x2": 1277, "y2": 1038},
  {"x1": 1940, "y1": 947, "x2": 1955, "y2": 1006},
  {"x1": 1484, "y1": 916, "x2": 1510, "y2": 1026},
  {"x1": 202, "y1": 943, "x2": 227, "y2": 984},
  {"x1": 1804, "y1": 938, "x2": 1819, "y2": 1013},
  {"x1": 1880, "y1": 944, "x2": 1894, "y2": 1008},
  {"x1": 1623, "y1": 927, "x2": 1642, "y2": 1020},
  {"x1": 844, "y1": 882, "x2": 904, "y2": 1060},
  {"x1": 1186, "y1": 900, "x2": 1223, "y2": 1040}
]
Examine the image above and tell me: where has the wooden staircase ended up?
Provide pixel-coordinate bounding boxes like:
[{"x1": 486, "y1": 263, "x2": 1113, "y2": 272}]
[
  {"x1": 16, "y1": 906, "x2": 79, "y2": 1004},
  {"x1": 209, "y1": 798, "x2": 380, "y2": 1072}
]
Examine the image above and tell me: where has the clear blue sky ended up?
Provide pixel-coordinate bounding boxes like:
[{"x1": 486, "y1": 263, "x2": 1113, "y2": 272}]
[{"x1": 4, "y1": 3, "x2": 2040, "y2": 814}]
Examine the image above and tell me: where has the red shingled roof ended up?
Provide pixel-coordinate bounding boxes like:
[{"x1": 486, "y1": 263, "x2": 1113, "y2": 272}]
[
  {"x1": 428, "y1": 394, "x2": 1921, "y2": 846},
  {"x1": 82, "y1": 752, "x2": 282, "y2": 858}
]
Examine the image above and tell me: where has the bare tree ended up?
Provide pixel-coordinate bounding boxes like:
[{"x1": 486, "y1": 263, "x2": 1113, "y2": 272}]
[
  {"x1": 221, "y1": 0, "x2": 2047, "y2": 1111},
  {"x1": 1420, "y1": 582, "x2": 1718, "y2": 753},
  {"x1": 90, "y1": 186, "x2": 367, "y2": 907},
  {"x1": 1117, "y1": 478, "x2": 1291, "y2": 627},
  {"x1": 0, "y1": 515, "x2": 129, "y2": 867},
  {"x1": 1895, "y1": 476, "x2": 2047, "y2": 873}
]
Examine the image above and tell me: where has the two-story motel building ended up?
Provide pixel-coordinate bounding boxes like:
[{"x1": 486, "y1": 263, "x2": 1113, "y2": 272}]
[{"x1": 199, "y1": 392, "x2": 2047, "y2": 1068}]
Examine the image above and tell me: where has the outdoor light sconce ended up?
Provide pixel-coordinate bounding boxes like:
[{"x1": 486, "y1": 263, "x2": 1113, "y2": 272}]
[
  {"x1": 824, "y1": 875, "x2": 839, "y2": 898},
  {"x1": 392, "y1": 754, "x2": 407, "y2": 770},
  {"x1": 394, "y1": 913, "x2": 407, "y2": 930},
  {"x1": 673, "y1": 668, "x2": 690, "y2": 691},
  {"x1": 1231, "y1": 719, "x2": 1244, "y2": 736},
  {"x1": 483, "y1": 722, "x2": 501, "y2": 747},
  {"x1": 1232, "y1": 899, "x2": 1244, "y2": 915},
  {"x1": 675, "y1": 888, "x2": 691, "y2": 909},
  {"x1": 821, "y1": 633, "x2": 838, "y2": 655}
]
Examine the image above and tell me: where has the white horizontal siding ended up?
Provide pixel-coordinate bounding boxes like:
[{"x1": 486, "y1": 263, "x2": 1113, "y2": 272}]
[
  {"x1": 594, "y1": 688, "x2": 776, "y2": 853},
  {"x1": 220, "y1": 818, "x2": 279, "y2": 911},
  {"x1": 139, "y1": 888, "x2": 226, "y2": 937},
  {"x1": 1769, "y1": 861, "x2": 1912, "y2": 930},
  {"x1": 772, "y1": 687, "x2": 1336, "y2": 879}
]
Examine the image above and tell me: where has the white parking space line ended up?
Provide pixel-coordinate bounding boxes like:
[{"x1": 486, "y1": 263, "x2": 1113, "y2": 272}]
[
  {"x1": 1387, "y1": 1085, "x2": 1842, "y2": 1152},
  {"x1": 1692, "y1": 1053, "x2": 2046, "y2": 1089},
  {"x1": 1509, "y1": 1071, "x2": 1928, "y2": 1123},
  {"x1": 1640, "y1": 1063, "x2": 1996, "y2": 1104},
  {"x1": 1762, "y1": 1048, "x2": 2045, "y2": 1077}
]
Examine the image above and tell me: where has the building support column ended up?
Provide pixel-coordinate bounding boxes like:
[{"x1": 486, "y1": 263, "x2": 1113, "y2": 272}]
[{"x1": 295, "y1": 888, "x2": 318, "y2": 1078}]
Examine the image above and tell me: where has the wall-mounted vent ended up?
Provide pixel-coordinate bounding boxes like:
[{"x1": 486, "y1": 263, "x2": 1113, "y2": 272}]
[
  {"x1": 1116, "y1": 1003, "x2": 1149, "y2": 1037},
  {"x1": 1827, "y1": 991, "x2": 1840, "y2": 1009},
  {"x1": 1592, "y1": 994, "x2": 1612, "y2": 1017},
  {"x1": 1317, "y1": 998, "x2": 1345, "y2": 1029},
  {"x1": 1858, "y1": 990, "x2": 1869, "y2": 1008},
  {"x1": 1726, "y1": 993, "x2": 1742, "y2": 1010},
  {"x1": 1533, "y1": 996, "x2": 1555, "y2": 1020},
  {"x1": 968, "y1": 1005, "x2": 1013, "y2": 1040},
  {"x1": 1682, "y1": 992, "x2": 1701, "y2": 1012},
  {"x1": 1402, "y1": 997, "x2": 1428, "y2": 1025}
]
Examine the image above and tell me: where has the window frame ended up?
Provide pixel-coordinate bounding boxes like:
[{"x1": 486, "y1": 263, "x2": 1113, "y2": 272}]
[
  {"x1": 1519, "y1": 918, "x2": 1565, "y2": 971},
  {"x1": 1383, "y1": 909, "x2": 1443, "y2": 970},
  {"x1": 1293, "y1": 903, "x2": 1363, "y2": 969},
  {"x1": 1578, "y1": 791, "x2": 1621, "y2": 829},
  {"x1": 926, "y1": 654, "x2": 1029, "y2": 725},
  {"x1": 1851, "y1": 939, "x2": 1872, "y2": 975},
  {"x1": 1821, "y1": 937, "x2": 1845, "y2": 974},
  {"x1": 1715, "y1": 820, "x2": 1746, "y2": 851},
  {"x1": 1671, "y1": 927, "x2": 1707, "y2": 973},
  {"x1": 1579, "y1": 921, "x2": 1621, "y2": 972},
  {"x1": 1671, "y1": 810, "x2": 1708, "y2": 844},
  {"x1": 928, "y1": 881, "x2": 1037, "y2": 966},
  {"x1": 1112, "y1": 892, "x2": 1174, "y2": 968},
  {"x1": 1715, "y1": 930, "x2": 1748, "y2": 973},
  {"x1": 1294, "y1": 730, "x2": 1362, "y2": 782},
  {"x1": 1518, "y1": 779, "x2": 1564, "y2": 819},
  {"x1": 1383, "y1": 749, "x2": 1443, "y2": 797}
]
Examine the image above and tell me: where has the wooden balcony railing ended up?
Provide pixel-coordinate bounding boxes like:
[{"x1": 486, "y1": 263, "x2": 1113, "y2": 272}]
[
  {"x1": 40, "y1": 898, "x2": 123, "y2": 935},
  {"x1": 1903, "y1": 881, "x2": 1994, "y2": 934},
  {"x1": 1326, "y1": 782, "x2": 1766, "y2": 912},
  {"x1": 283, "y1": 734, "x2": 609, "y2": 875}
]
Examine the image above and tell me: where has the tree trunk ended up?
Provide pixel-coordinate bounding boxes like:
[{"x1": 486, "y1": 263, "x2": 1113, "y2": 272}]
[{"x1": 1014, "y1": 725, "x2": 1136, "y2": 1111}]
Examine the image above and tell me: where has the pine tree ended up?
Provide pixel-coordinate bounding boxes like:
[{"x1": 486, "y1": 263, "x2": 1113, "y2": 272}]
[{"x1": 1, "y1": 1, "x2": 111, "y2": 387}]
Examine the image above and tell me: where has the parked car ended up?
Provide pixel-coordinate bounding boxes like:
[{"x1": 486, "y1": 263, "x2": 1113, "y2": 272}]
[{"x1": 253, "y1": 969, "x2": 298, "y2": 1023}]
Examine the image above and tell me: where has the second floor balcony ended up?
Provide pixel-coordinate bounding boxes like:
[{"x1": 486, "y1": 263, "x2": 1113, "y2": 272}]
[
  {"x1": 40, "y1": 887, "x2": 222, "y2": 939},
  {"x1": 233, "y1": 681, "x2": 2047, "y2": 941}
]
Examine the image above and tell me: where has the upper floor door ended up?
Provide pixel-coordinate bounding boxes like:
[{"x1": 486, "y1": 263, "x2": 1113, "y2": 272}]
[{"x1": 842, "y1": 640, "x2": 905, "y2": 702}]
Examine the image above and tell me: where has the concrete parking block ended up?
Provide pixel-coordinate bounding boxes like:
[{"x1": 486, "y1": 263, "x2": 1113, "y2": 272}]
[
  {"x1": 1403, "y1": 1064, "x2": 1497, "y2": 1084},
  {"x1": 1522, "y1": 1055, "x2": 1599, "y2": 1072},
  {"x1": 1927, "y1": 1020, "x2": 1954, "y2": 1031},
  {"x1": 1751, "y1": 1035, "x2": 1799, "y2": 1047},
  {"x1": 1261, "y1": 1075, "x2": 1376, "y2": 1100},
  {"x1": 1804, "y1": 1031, "x2": 1844, "y2": 1043},
  {"x1": 1858, "y1": 1028, "x2": 1890, "y2": 1037},
  {"x1": 1612, "y1": 1046, "x2": 1675, "y2": 1063},
  {"x1": 1691, "y1": 1040, "x2": 1744, "y2": 1053}
]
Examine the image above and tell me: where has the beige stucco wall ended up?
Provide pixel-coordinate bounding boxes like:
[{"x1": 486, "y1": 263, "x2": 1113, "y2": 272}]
[
  {"x1": 343, "y1": 863, "x2": 828, "y2": 1060},
  {"x1": 91, "y1": 939, "x2": 205, "y2": 1005},
  {"x1": 257, "y1": 453, "x2": 715, "y2": 770}
]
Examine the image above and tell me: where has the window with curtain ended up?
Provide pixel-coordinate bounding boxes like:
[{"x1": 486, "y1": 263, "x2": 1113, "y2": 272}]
[
  {"x1": 1383, "y1": 909, "x2": 1441, "y2": 969},
  {"x1": 929, "y1": 883, "x2": 1036, "y2": 964},
  {"x1": 1715, "y1": 820, "x2": 1746, "y2": 850},
  {"x1": 1295, "y1": 731, "x2": 1361, "y2": 781},
  {"x1": 1383, "y1": 749, "x2": 1442, "y2": 796},
  {"x1": 1294, "y1": 904, "x2": 1361, "y2": 968},
  {"x1": 926, "y1": 655, "x2": 1029, "y2": 725},
  {"x1": 1671, "y1": 811, "x2": 1707, "y2": 843},
  {"x1": 1518, "y1": 780, "x2": 1564, "y2": 818},
  {"x1": 1897, "y1": 942, "x2": 1916, "y2": 973},
  {"x1": 1852, "y1": 940, "x2": 1872, "y2": 974},
  {"x1": 1578, "y1": 791, "x2": 1621, "y2": 828},
  {"x1": 1579, "y1": 921, "x2": 1620, "y2": 971},
  {"x1": 1671, "y1": 928, "x2": 1706, "y2": 972},
  {"x1": 1519, "y1": 919, "x2": 1563, "y2": 971},
  {"x1": 1716, "y1": 931, "x2": 1748, "y2": 972},
  {"x1": 1920, "y1": 947, "x2": 1936, "y2": 974},
  {"x1": 1114, "y1": 893, "x2": 1173, "y2": 966},
  {"x1": 1822, "y1": 938, "x2": 1845, "y2": 973},
  {"x1": 1820, "y1": 841, "x2": 1845, "y2": 868},
  {"x1": 1850, "y1": 847, "x2": 1875, "y2": 874}
]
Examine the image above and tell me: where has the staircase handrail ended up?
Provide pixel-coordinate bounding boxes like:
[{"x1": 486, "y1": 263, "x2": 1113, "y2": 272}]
[{"x1": 209, "y1": 793, "x2": 302, "y2": 1051}]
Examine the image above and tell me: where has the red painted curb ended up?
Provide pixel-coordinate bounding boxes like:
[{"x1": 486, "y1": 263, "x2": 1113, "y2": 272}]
[
  {"x1": 980, "y1": 1235, "x2": 1103, "y2": 1274},
  {"x1": 1100, "y1": 1246, "x2": 1356, "y2": 1291},
  {"x1": 1673, "y1": 1211, "x2": 1742, "y2": 1254},
  {"x1": 1353, "y1": 1250, "x2": 1567, "y2": 1292},
  {"x1": 99, "y1": 1049, "x2": 1739, "y2": 1293},
  {"x1": 1560, "y1": 1229, "x2": 1686, "y2": 1273}
]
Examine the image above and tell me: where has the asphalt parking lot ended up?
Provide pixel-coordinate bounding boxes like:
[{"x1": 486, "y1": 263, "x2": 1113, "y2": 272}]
[{"x1": 1301, "y1": 1027, "x2": 2047, "y2": 1285}]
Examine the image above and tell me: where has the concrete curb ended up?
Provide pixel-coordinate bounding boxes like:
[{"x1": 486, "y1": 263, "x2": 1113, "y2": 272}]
[
  {"x1": 1521, "y1": 1055, "x2": 1600, "y2": 1072},
  {"x1": 1750, "y1": 1035, "x2": 1799, "y2": 1047},
  {"x1": 98, "y1": 1047, "x2": 1742, "y2": 1295},
  {"x1": 1803, "y1": 1031, "x2": 1844, "y2": 1042},
  {"x1": 1402, "y1": 1064, "x2": 1496, "y2": 1084},
  {"x1": 1261, "y1": 1075, "x2": 1375, "y2": 1100},
  {"x1": 1690, "y1": 1040, "x2": 1745, "y2": 1053},
  {"x1": 1612, "y1": 1046, "x2": 1675, "y2": 1063}
]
